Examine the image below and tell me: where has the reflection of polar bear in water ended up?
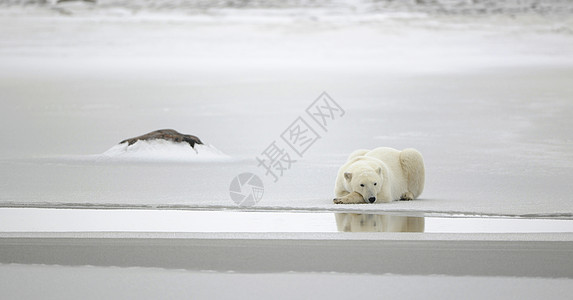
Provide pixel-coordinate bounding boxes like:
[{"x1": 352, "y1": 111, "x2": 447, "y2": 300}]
[
  {"x1": 334, "y1": 147, "x2": 425, "y2": 204},
  {"x1": 336, "y1": 214, "x2": 425, "y2": 232}
]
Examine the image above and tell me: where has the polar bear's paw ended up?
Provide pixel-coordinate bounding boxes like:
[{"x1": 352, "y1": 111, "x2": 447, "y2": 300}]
[
  {"x1": 333, "y1": 191, "x2": 365, "y2": 204},
  {"x1": 400, "y1": 192, "x2": 414, "y2": 201}
]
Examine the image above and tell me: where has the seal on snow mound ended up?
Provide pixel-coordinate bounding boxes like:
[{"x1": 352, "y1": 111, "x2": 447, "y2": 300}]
[
  {"x1": 101, "y1": 129, "x2": 229, "y2": 162},
  {"x1": 120, "y1": 129, "x2": 203, "y2": 148}
]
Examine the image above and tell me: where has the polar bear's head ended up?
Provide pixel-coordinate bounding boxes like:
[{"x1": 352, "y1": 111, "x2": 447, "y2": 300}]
[{"x1": 344, "y1": 167, "x2": 382, "y2": 203}]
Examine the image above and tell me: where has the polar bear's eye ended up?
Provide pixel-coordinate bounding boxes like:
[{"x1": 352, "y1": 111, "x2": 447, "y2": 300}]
[
  {"x1": 360, "y1": 184, "x2": 364, "y2": 187},
  {"x1": 374, "y1": 183, "x2": 377, "y2": 186}
]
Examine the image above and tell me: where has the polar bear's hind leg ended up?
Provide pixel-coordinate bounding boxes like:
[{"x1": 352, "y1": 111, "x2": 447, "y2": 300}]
[
  {"x1": 400, "y1": 191, "x2": 414, "y2": 201},
  {"x1": 399, "y1": 148, "x2": 425, "y2": 199}
]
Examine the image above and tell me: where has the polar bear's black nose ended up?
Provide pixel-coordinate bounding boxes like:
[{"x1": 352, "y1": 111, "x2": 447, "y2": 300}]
[{"x1": 368, "y1": 197, "x2": 376, "y2": 203}]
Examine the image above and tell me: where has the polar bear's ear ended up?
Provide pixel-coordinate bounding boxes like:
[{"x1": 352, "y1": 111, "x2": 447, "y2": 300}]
[
  {"x1": 376, "y1": 167, "x2": 382, "y2": 175},
  {"x1": 344, "y1": 172, "x2": 352, "y2": 182}
]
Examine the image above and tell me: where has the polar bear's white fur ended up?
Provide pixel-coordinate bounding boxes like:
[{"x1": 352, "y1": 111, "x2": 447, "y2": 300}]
[{"x1": 333, "y1": 147, "x2": 425, "y2": 204}]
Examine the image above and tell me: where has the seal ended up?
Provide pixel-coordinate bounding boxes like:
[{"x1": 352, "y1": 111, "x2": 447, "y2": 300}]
[{"x1": 120, "y1": 129, "x2": 203, "y2": 148}]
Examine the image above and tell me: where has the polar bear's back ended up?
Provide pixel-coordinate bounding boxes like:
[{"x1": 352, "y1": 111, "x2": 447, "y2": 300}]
[
  {"x1": 346, "y1": 149, "x2": 370, "y2": 161},
  {"x1": 364, "y1": 147, "x2": 402, "y2": 168}
]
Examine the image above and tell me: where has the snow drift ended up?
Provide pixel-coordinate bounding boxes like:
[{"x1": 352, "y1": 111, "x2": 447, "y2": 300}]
[{"x1": 101, "y1": 139, "x2": 230, "y2": 162}]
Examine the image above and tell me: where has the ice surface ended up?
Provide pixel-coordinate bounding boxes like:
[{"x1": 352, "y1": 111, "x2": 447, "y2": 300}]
[
  {"x1": 1, "y1": 263, "x2": 572, "y2": 300},
  {"x1": 3, "y1": 208, "x2": 573, "y2": 233},
  {"x1": 1, "y1": 231, "x2": 572, "y2": 278},
  {"x1": 0, "y1": 3, "x2": 572, "y2": 217}
]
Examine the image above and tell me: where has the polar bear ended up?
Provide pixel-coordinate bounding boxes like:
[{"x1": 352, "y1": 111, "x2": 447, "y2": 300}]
[{"x1": 333, "y1": 147, "x2": 424, "y2": 204}]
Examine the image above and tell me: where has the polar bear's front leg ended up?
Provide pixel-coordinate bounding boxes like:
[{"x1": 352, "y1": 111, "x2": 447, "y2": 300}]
[{"x1": 333, "y1": 191, "x2": 365, "y2": 204}]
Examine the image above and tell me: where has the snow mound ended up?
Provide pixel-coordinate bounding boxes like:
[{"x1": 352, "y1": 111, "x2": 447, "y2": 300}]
[{"x1": 101, "y1": 139, "x2": 231, "y2": 162}]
